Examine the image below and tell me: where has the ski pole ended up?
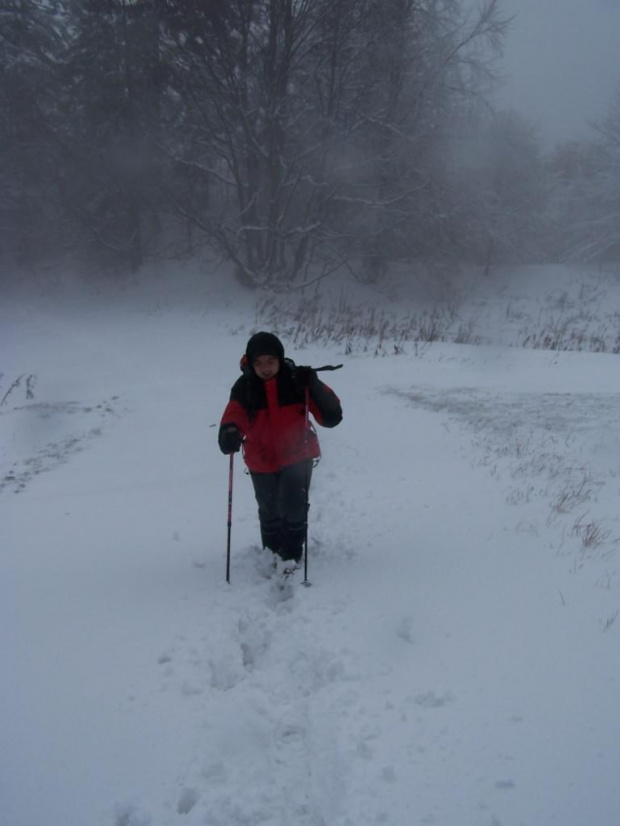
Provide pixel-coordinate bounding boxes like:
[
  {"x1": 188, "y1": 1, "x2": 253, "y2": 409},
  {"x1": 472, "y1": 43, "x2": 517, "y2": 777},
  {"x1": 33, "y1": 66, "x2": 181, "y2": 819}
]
[
  {"x1": 303, "y1": 388, "x2": 311, "y2": 586},
  {"x1": 226, "y1": 452, "x2": 234, "y2": 584},
  {"x1": 299, "y1": 364, "x2": 341, "y2": 586}
]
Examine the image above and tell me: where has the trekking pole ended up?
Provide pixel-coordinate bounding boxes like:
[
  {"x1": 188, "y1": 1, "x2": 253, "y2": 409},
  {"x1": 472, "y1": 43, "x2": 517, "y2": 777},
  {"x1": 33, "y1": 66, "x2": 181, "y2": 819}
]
[
  {"x1": 302, "y1": 388, "x2": 311, "y2": 587},
  {"x1": 226, "y1": 453, "x2": 234, "y2": 584},
  {"x1": 300, "y1": 364, "x2": 342, "y2": 586}
]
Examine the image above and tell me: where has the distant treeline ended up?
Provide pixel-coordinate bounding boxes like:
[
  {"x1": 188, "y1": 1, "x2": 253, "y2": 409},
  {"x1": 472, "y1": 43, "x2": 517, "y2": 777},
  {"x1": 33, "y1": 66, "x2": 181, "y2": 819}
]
[{"x1": 1, "y1": 1, "x2": 618, "y2": 285}]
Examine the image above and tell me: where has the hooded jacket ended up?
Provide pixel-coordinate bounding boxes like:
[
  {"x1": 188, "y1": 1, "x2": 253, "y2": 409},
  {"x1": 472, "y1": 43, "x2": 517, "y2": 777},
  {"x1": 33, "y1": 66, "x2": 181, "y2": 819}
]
[{"x1": 219, "y1": 358, "x2": 342, "y2": 473}]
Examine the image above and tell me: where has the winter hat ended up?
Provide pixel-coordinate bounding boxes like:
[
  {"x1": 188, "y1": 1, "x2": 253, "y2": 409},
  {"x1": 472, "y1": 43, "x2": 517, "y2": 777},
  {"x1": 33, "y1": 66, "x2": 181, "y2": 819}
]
[{"x1": 245, "y1": 332, "x2": 285, "y2": 363}]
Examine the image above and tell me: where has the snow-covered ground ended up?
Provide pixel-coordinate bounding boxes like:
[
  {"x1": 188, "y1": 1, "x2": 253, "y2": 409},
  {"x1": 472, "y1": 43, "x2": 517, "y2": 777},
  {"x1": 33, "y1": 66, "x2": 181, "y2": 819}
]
[{"x1": 2, "y1": 265, "x2": 619, "y2": 826}]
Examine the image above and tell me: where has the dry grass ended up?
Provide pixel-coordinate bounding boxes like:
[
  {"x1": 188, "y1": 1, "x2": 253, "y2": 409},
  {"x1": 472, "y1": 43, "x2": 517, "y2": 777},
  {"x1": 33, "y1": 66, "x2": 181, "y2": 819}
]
[
  {"x1": 256, "y1": 295, "x2": 477, "y2": 355},
  {"x1": 0, "y1": 373, "x2": 36, "y2": 406}
]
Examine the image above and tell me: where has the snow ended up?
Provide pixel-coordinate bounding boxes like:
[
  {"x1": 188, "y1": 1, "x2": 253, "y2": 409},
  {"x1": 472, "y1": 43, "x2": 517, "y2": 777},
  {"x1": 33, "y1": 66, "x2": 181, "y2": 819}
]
[{"x1": 2, "y1": 265, "x2": 620, "y2": 826}]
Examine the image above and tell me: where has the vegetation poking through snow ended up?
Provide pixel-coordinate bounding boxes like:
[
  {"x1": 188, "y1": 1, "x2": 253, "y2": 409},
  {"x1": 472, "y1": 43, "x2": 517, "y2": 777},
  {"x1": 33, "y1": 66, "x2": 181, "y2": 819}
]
[
  {"x1": 0, "y1": 374, "x2": 36, "y2": 406},
  {"x1": 256, "y1": 271, "x2": 620, "y2": 356}
]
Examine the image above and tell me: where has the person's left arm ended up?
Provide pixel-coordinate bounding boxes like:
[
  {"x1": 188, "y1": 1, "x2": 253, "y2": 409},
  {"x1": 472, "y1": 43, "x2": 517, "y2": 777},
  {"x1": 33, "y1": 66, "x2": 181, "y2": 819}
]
[{"x1": 295, "y1": 367, "x2": 342, "y2": 428}]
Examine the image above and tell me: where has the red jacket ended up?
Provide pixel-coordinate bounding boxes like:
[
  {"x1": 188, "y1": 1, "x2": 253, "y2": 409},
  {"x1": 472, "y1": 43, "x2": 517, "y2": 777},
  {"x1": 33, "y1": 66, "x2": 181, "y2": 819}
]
[{"x1": 219, "y1": 360, "x2": 342, "y2": 473}]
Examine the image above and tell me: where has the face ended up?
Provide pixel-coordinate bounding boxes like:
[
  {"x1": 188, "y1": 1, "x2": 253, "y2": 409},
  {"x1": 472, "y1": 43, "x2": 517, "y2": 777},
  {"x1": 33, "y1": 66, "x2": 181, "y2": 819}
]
[{"x1": 253, "y1": 355, "x2": 280, "y2": 380}]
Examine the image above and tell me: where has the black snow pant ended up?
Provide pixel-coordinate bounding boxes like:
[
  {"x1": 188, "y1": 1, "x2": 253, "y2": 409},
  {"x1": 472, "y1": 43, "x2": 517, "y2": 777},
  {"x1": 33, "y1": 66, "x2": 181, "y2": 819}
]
[{"x1": 250, "y1": 459, "x2": 313, "y2": 562}]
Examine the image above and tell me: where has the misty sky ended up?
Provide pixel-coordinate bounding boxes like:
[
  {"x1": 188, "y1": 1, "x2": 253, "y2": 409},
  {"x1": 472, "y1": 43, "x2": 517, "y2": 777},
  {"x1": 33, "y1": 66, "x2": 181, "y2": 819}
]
[{"x1": 493, "y1": 0, "x2": 620, "y2": 145}]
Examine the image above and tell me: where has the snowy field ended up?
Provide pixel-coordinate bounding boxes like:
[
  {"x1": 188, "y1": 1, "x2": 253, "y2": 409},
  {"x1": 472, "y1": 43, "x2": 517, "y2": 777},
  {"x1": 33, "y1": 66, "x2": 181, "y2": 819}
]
[{"x1": 2, "y1": 264, "x2": 620, "y2": 826}]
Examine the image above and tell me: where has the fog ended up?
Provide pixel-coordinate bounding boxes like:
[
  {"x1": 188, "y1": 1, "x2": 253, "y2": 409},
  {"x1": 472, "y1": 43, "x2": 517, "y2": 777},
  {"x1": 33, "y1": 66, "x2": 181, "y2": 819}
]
[
  {"x1": 2, "y1": 0, "x2": 620, "y2": 276},
  {"x1": 496, "y1": 0, "x2": 620, "y2": 145}
]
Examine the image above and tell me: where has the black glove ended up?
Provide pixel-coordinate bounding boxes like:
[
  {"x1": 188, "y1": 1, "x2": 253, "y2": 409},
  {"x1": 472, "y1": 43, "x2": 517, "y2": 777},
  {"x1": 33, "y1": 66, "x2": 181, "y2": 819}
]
[
  {"x1": 294, "y1": 366, "x2": 317, "y2": 391},
  {"x1": 219, "y1": 425, "x2": 243, "y2": 455}
]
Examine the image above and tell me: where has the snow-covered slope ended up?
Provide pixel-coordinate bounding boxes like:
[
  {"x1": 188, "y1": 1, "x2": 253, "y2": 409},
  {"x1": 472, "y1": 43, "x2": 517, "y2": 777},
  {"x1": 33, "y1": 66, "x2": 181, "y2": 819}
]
[{"x1": 2, "y1": 267, "x2": 619, "y2": 826}]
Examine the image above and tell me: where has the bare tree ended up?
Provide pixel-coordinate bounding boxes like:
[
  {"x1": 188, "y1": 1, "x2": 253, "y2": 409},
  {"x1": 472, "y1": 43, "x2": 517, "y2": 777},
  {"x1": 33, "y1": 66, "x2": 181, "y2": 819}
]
[
  {"x1": 59, "y1": 0, "x2": 167, "y2": 271},
  {"x1": 548, "y1": 87, "x2": 620, "y2": 264},
  {"x1": 158, "y1": 0, "x2": 508, "y2": 287},
  {"x1": 0, "y1": 0, "x2": 69, "y2": 267}
]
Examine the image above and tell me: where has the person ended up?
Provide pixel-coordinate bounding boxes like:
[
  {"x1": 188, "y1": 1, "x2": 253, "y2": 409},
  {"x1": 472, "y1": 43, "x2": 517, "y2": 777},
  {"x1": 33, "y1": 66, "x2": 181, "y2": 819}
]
[{"x1": 218, "y1": 332, "x2": 342, "y2": 571}]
